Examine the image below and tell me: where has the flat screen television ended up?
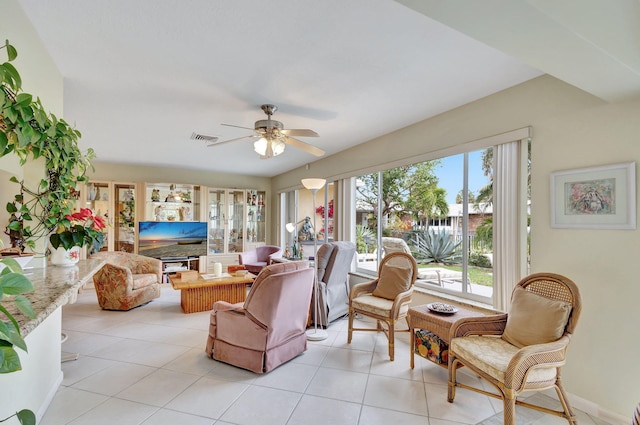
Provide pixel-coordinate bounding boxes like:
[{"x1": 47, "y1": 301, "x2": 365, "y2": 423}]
[{"x1": 138, "y1": 221, "x2": 207, "y2": 259}]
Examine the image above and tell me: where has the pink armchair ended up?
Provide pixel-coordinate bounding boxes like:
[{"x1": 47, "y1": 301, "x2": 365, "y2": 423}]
[
  {"x1": 238, "y1": 245, "x2": 283, "y2": 274},
  {"x1": 91, "y1": 251, "x2": 162, "y2": 310},
  {"x1": 205, "y1": 261, "x2": 314, "y2": 373}
]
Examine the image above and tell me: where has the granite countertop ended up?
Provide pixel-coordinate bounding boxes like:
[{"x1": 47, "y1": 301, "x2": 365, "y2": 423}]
[{"x1": 4, "y1": 258, "x2": 106, "y2": 336}]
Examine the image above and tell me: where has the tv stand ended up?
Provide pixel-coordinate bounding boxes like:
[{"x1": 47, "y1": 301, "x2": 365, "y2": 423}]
[{"x1": 160, "y1": 256, "x2": 200, "y2": 283}]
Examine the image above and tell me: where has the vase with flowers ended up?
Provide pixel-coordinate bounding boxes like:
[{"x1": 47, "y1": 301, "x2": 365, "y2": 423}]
[{"x1": 48, "y1": 208, "x2": 106, "y2": 266}]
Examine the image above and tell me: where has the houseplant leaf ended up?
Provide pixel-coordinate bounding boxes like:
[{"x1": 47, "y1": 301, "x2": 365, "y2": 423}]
[
  {"x1": 0, "y1": 345, "x2": 22, "y2": 373},
  {"x1": 0, "y1": 272, "x2": 34, "y2": 295}
]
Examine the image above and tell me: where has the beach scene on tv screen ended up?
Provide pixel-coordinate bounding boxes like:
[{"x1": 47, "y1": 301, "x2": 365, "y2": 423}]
[{"x1": 138, "y1": 221, "x2": 207, "y2": 258}]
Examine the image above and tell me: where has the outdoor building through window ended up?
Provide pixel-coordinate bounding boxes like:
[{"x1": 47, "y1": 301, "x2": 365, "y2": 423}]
[
  {"x1": 280, "y1": 128, "x2": 530, "y2": 309},
  {"x1": 354, "y1": 149, "x2": 495, "y2": 302}
]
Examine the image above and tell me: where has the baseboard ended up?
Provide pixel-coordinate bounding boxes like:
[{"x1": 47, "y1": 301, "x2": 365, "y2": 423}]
[
  {"x1": 569, "y1": 393, "x2": 629, "y2": 425},
  {"x1": 36, "y1": 371, "x2": 63, "y2": 423}
]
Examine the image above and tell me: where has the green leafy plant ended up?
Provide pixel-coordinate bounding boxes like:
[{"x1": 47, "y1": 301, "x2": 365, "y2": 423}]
[
  {"x1": 355, "y1": 224, "x2": 375, "y2": 254},
  {"x1": 410, "y1": 228, "x2": 462, "y2": 264},
  {"x1": 474, "y1": 217, "x2": 493, "y2": 251},
  {"x1": 1, "y1": 40, "x2": 95, "y2": 253},
  {"x1": 468, "y1": 251, "x2": 492, "y2": 268},
  {"x1": 0, "y1": 256, "x2": 36, "y2": 425}
]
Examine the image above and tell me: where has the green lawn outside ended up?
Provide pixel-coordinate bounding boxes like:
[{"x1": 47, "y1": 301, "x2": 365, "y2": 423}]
[{"x1": 418, "y1": 264, "x2": 493, "y2": 287}]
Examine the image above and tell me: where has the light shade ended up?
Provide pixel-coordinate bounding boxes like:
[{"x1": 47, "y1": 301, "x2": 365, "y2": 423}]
[
  {"x1": 301, "y1": 178, "x2": 326, "y2": 191},
  {"x1": 285, "y1": 222, "x2": 296, "y2": 233},
  {"x1": 254, "y1": 138, "x2": 286, "y2": 157}
]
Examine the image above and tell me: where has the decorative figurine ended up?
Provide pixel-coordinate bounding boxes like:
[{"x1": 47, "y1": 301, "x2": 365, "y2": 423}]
[
  {"x1": 298, "y1": 216, "x2": 314, "y2": 241},
  {"x1": 154, "y1": 204, "x2": 164, "y2": 221},
  {"x1": 151, "y1": 189, "x2": 160, "y2": 202}
]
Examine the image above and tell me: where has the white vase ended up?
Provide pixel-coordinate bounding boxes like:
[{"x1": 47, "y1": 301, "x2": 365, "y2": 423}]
[{"x1": 49, "y1": 245, "x2": 81, "y2": 267}]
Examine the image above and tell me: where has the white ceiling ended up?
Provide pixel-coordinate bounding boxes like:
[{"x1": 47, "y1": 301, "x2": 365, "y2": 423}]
[{"x1": 16, "y1": 0, "x2": 640, "y2": 177}]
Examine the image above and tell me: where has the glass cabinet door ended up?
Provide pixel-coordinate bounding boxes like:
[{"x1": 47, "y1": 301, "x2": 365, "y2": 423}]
[
  {"x1": 246, "y1": 190, "x2": 266, "y2": 244},
  {"x1": 227, "y1": 190, "x2": 245, "y2": 253},
  {"x1": 85, "y1": 181, "x2": 111, "y2": 252},
  {"x1": 145, "y1": 183, "x2": 199, "y2": 222},
  {"x1": 114, "y1": 183, "x2": 136, "y2": 252},
  {"x1": 208, "y1": 189, "x2": 226, "y2": 254}
]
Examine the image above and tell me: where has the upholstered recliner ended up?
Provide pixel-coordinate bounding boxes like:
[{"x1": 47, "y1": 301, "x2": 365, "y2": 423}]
[
  {"x1": 91, "y1": 251, "x2": 162, "y2": 311},
  {"x1": 238, "y1": 245, "x2": 283, "y2": 274},
  {"x1": 447, "y1": 273, "x2": 582, "y2": 425},
  {"x1": 205, "y1": 261, "x2": 314, "y2": 373},
  {"x1": 310, "y1": 241, "x2": 356, "y2": 327}
]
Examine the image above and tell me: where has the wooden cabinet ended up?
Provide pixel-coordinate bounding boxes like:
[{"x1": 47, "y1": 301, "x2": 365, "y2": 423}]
[
  {"x1": 207, "y1": 188, "x2": 266, "y2": 271},
  {"x1": 207, "y1": 188, "x2": 245, "y2": 255},
  {"x1": 82, "y1": 182, "x2": 266, "y2": 271},
  {"x1": 84, "y1": 181, "x2": 136, "y2": 253},
  {"x1": 142, "y1": 183, "x2": 202, "y2": 222}
]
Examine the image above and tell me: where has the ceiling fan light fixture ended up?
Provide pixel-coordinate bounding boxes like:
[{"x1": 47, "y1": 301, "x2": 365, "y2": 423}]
[
  {"x1": 254, "y1": 137, "x2": 286, "y2": 157},
  {"x1": 253, "y1": 138, "x2": 267, "y2": 155},
  {"x1": 272, "y1": 139, "x2": 286, "y2": 156}
]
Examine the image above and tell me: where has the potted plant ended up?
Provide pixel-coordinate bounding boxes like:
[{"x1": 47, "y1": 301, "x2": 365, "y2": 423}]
[
  {"x1": 48, "y1": 208, "x2": 106, "y2": 266},
  {"x1": 1, "y1": 40, "x2": 95, "y2": 255},
  {"x1": 0, "y1": 254, "x2": 36, "y2": 425}
]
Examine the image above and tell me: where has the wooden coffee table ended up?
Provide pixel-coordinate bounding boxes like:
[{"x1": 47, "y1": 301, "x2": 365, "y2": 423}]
[{"x1": 169, "y1": 273, "x2": 255, "y2": 313}]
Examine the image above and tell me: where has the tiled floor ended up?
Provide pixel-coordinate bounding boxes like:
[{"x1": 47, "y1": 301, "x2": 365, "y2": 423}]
[{"x1": 42, "y1": 285, "x2": 608, "y2": 425}]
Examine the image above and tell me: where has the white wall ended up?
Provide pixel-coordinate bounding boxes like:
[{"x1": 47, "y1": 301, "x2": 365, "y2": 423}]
[
  {"x1": 274, "y1": 75, "x2": 640, "y2": 420},
  {"x1": 0, "y1": 2, "x2": 66, "y2": 422},
  {"x1": 0, "y1": 0, "x2": 64, "y2": 252},
  {"x1": 0, "y1": 309, "x2": 63, "y2": 424}
]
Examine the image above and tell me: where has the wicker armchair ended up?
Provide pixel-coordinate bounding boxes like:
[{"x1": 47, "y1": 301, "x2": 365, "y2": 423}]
[
  {"x1": 447, "y1": 272, "x2": 582, "y2": 425},
  {"x1": 347, "y1": 252, "x2": 418, "y2": 361},
  {"x1": 381, "y1": 237, "x2": 411, "y2": 256}
]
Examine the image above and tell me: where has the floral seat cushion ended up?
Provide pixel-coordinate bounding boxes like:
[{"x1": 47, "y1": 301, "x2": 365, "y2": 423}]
[{"x1": 451, "y1": 335, "x2": 557, "y2": 383}]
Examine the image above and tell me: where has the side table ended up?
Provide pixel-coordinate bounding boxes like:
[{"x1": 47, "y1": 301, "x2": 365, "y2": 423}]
[{"x1": 408, "y1": 304, "x2": 484, "y2": 369}]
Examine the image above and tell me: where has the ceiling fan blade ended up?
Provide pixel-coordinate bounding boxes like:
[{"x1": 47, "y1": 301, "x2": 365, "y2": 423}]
[
  {"x1": 208, "y1": 134, "x2": 258, "y2": 147},
  {"x1": 221, "y1": 123, "x2": 256, "y2": 131},
  {"x1": 284, "y1": 137, "x2": 325, "y2": 157},
  {"x1": 281, "y1": 129, "x2": 319, "y2": 137}
]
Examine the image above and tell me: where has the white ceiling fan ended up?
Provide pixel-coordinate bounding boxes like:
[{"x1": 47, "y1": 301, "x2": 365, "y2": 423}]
[{"x1": 209, "y1": 104, "x2": 325, "y2": 159}]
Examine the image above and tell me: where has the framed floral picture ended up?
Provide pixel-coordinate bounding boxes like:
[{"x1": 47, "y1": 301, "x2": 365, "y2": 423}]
[{"x1": 550, "y1": 162, "x2": 636, "y2": 229}]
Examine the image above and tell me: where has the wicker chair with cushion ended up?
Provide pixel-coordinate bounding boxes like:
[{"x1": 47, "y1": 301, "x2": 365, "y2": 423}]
[
  {"x1": 205, "y1": 261, "x2": 314, "y2": 373},
  {"x1": 348, "y1": 252, "x2": 418, "y2": 361},
  {"x1": 91, "y1": 251, "x2": 162, "y2": 311},
  {"x1": 447, "y1": 272, "x2": 582, "y2": 425},
  {"x1": 381, "y1": 237, "x2": 412, "y2": 256},
  {"x1": 238, "y1": 245, "x2": 283, "y2": 274}
]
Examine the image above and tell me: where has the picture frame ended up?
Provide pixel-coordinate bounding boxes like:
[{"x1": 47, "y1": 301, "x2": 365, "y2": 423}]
[{"x1": 550, "y1": 162, "x2": 636, "y2": 229}]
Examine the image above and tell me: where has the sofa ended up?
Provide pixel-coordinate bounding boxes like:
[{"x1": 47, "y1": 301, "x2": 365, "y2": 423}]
[{"x1": 91, "y1": 251, "x2": 162, "y2": 310}]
